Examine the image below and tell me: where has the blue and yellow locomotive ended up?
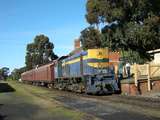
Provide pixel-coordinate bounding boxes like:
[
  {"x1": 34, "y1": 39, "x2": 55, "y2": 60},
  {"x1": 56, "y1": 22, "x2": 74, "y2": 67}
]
[{"x1": 54, "y1": 48, "x2": 119, "y2": 94}]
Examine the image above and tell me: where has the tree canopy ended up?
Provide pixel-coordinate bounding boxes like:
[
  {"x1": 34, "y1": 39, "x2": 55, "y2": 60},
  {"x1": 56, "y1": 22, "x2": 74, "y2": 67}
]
[
  {"x1": 80, "y1": 27, "x2": 103, "y2": 49},
  {"x1": 86, "y1": 0, "x2": 160, "y2": 25},
  {"x1": 25, "y1": 34, "x2": 58, "y2": 70},
  {"x1": 11, "y1": 67, "x2": 26, "y2": 80},
  {"x1": 85, "y1": 0, "x2": 160, "y2": 63},
  {"x1": 0, "y1": 67, "x2": 10, "y2": 80}
]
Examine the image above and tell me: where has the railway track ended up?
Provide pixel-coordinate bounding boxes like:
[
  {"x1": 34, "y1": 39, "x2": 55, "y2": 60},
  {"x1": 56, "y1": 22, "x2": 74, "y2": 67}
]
[
  {"x1": 24, "y1": 83, "x2": 160, "y2": 111},
  {"x1": 69, "y1": 93, "x2": 160, "y2": 110}
]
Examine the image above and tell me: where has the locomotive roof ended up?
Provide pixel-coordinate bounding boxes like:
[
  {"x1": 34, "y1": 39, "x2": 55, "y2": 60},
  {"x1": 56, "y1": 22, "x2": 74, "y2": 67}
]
[
  {"x1": 21, "y1": 62, "x2": 55, "y2": 75},
  {"x1": 64, "y1": 51, "x2": 87, "y2": 62},
  {"x1": 57, "y1": 56, "x2": 68, "y2": 61}
]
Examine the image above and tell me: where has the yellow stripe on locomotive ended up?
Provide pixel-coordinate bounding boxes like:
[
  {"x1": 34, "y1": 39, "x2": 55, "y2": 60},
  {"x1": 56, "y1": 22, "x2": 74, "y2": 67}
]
[{"x1": 62, "y1": 48, "x2": 109, "y2": 68}]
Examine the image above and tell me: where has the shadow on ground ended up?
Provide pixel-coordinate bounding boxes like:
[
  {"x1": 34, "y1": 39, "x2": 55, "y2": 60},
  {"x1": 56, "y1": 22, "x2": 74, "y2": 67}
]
[
  {"x1": 0, "y1": 83, "x2": 15, "y2": 93},
  {"x1": 0, "y1": 104, "x2": 7, "y2": 120},
  {"x1": 54, "y1": 96, "x2": 160, "y2": 120}
]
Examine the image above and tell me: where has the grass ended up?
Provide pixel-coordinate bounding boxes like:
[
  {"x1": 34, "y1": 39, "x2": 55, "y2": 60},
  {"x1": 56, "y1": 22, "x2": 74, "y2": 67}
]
[{"x1": 6, "y1": 81, "x2": 97, "y2": 120}]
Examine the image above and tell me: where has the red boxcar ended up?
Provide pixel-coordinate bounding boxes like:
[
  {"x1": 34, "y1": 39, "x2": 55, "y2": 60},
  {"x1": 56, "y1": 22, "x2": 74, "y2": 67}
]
[
  {"x1": 21, "y1": 69, "x2": 35, "y2": 81},
  {"x1": 21, "y1": 62, "x2": 55, "y2": 83}
]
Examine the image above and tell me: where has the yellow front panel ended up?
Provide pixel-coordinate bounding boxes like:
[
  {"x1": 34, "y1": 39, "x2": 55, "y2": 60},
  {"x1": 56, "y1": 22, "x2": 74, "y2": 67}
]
[
  {"x1": 87, "y1": 48, "x2": 109, "y2": 59},
  {"x1": 87, "y1": 48, "x2": 109, "y2": 68}
]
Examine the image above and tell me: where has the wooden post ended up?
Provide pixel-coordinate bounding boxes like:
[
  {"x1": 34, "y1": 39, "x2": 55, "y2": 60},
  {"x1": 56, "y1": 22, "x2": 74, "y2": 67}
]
[
  {"x1": 134, "y1": 63, "x2": 138, "y2": 86},
  {"x1": 114, "y1": 64, "x2": 118, "y2": 81},
  {"x1": 147, "y1": 64, "x2": 151, "y2": 91}
]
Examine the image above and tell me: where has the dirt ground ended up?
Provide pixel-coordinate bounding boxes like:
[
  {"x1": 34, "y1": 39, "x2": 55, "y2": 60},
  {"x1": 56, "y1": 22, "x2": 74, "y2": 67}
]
[{"x1": 0, "y1": 81, "x2": 160, "y2": 120}]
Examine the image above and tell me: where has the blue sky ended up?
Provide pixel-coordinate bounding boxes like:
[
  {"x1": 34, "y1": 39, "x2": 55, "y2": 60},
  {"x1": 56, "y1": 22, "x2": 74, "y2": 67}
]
[{"x1": 0, "y1": 0, "x2": 88, "y2": 71}]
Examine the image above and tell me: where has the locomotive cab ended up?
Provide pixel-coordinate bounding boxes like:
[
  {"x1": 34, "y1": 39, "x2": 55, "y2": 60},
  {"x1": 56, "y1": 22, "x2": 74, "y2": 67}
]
[{"x1": 84, "y1": 48, "x2": 119, "y2": 94}]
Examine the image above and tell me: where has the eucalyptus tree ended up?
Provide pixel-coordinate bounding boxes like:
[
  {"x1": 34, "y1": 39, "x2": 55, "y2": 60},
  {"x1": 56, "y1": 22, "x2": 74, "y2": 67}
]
[
  {"x1": 11, "y1": 67, "x2": 26, "y2": 80},
  {"x1": 0, "y1": 67, "x2": 10, "y2": 80},
  {"x1": 25, "y1": 34, "x2": 58, "y2": 70},
  {"x1": 85, "y1": 0, "x2": 160, "y2": 62},
  {"x1": 80, "y1": 27, "x2": 103, "y2": 50}
]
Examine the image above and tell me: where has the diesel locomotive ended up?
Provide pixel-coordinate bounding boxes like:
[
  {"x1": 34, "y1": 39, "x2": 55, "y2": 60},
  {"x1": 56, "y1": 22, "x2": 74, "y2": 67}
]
[{"x1": 21, "y1": 48, "x2": 119, "y2": 94}]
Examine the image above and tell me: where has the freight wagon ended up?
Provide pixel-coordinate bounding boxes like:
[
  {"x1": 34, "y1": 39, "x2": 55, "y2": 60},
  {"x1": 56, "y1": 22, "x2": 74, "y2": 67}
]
[
  {"x1": 21, "y1": 48, "x2": 119, "y2": 94},
  {"x1": 21, "y1": 63, "x2": 54, "y2": 87}
]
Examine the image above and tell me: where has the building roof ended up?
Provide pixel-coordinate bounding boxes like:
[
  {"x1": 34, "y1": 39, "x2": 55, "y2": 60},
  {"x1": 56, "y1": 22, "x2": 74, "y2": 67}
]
[{"x1": 148, "y1": 49, "x2": 160, "y2": 54}]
